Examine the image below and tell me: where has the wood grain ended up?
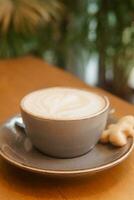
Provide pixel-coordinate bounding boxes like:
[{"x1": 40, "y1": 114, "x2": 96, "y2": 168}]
[{"x1": 0, "y1": 56, "x2": 134, "y2": 200}]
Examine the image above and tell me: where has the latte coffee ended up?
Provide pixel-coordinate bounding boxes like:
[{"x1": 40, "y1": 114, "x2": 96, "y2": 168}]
[
  {"x1": 21, "y1": 87, "x2": 109, "y2": 157},
  {"x1": 21, "y1": 87, "x2": 107, "y2": 120}
]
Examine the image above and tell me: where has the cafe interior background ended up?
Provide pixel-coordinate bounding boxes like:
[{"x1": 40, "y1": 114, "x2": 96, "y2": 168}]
[{"x1": 0, "y1": 0, "x2": 134, "y2": 102}]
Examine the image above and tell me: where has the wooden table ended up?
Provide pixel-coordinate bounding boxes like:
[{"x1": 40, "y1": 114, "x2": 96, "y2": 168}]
[{"x1": 0, "y1": 56, "x2": 134, "y2": 200}]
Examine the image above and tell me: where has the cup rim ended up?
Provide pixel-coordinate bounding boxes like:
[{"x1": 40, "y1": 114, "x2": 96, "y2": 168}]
[{"x1": 20, "y1": 87, "x2": 110, "y2": 121}]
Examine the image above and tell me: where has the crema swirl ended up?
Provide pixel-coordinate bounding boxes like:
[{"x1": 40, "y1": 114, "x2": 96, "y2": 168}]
[{"x1": 21, "y1": 87, "x2": 106, "y2": 120}]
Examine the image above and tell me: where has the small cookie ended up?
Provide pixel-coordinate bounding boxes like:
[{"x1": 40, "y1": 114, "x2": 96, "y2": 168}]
[{"x1": 100, "y1": 115, "x2": 134, "y2": 146}]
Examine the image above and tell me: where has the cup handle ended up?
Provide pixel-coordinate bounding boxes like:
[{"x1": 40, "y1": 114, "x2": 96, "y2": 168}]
[{"x1": 15, "y1": 115, "x2": 25, "y2": 130}]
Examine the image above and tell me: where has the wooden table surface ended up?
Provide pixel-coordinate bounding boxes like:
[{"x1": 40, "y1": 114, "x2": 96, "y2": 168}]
[{"x1": 0, "y1": 56, "x2": 134, "y2": 200}]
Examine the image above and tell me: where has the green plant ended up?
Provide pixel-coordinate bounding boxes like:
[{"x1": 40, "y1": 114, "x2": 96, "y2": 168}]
[
  {"x1": 88, "y1": 0, "x2": 134, "y2": 97},
  {"x1": 0, "y1": 0, "x2": 63, "y2": 57},
  {"x1": 34, "y1": 0, "x2": 90, "y2": 72},
  {"x1": 0, "y1": 0, "x2": 134, "y2": 99}
]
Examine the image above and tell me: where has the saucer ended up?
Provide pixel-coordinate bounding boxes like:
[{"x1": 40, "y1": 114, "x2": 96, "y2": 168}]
[{"x1": 0, "y1": 115, "x2": 133, "y2": 176}]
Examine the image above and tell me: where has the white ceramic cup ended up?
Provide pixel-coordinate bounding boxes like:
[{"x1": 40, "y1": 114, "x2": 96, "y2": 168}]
[{"x1": 20, "y1": 88, "x2": 110, "y2": 158}]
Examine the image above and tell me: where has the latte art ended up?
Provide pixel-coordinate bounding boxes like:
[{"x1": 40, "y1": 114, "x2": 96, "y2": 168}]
[{"x1": 21, "y1": 87, "x2": 106, "y2": 120}]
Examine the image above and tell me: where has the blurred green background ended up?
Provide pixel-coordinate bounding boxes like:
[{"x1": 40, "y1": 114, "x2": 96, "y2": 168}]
[{"x1": 0, "y1": 0, "x2": 134, "y2": 102}]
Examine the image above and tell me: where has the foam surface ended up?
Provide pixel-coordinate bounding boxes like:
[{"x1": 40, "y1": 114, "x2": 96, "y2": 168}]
[{"x1": 21, "y1": 87, "x2": 106, "y2": 120}]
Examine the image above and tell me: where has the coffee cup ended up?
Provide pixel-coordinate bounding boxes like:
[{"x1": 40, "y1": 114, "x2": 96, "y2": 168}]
[{"x1": 20, "y1": 87, "x2": 110, "y2": 158}]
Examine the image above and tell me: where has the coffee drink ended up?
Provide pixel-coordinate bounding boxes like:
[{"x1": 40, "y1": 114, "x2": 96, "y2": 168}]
[
  {"x1": 21, "y1": 87, "x2": 109, "y2": 158},
  {"x1": 21, "y1": 87, "x2": 106, "y2": 120}
]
